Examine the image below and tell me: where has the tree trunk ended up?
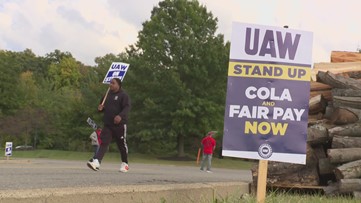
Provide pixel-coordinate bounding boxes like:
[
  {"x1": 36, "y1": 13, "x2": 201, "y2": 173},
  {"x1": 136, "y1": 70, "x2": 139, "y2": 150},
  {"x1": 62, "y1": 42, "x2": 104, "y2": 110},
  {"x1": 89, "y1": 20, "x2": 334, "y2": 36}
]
[
  {"x1": 328, "y1": 148, "x2": 361, "y2": 164},
  {"x1": 332, "y1": 136, "x2": 361, "y2": 148},
  {"x1": 177, "y1": 134, "x2": 185, "y2": 157},
  {"x1": 338, "y1": 179, "x2": 361, "y2": 193},
  {"x1": 335, "y1": 159, "x2": 361, "y2": 180}
]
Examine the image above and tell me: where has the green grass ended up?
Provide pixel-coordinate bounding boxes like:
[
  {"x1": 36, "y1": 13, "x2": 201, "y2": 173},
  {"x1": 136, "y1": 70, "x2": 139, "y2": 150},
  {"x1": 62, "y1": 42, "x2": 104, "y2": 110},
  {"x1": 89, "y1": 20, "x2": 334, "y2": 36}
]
[
  {"x1": 7, "y1": 149, "x2": 254, "y2": 170},
  {"x1": 214, "y1": 191, "x2": 359, "y2": 203}
]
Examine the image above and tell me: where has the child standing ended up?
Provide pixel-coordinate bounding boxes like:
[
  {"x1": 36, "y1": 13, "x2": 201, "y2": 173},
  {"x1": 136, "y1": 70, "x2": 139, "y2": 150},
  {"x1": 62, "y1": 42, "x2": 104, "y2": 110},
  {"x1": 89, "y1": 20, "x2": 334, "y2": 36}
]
[{"x1": 89, "y1": 127, "x2": 102, "y2": 159}]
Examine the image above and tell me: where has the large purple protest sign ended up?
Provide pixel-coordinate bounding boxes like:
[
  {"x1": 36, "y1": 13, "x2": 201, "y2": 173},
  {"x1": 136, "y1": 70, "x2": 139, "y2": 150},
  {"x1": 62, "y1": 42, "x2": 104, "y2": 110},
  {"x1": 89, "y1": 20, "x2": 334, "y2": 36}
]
[{"x1": 222, "y1": 22, "x2": 313, "y2": 164}]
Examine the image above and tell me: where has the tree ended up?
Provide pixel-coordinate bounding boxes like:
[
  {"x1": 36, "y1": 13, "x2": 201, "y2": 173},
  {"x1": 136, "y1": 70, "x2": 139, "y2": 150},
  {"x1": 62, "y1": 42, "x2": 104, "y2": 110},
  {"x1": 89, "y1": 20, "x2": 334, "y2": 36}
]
[
  {"x1": 48, "y1": 56, "x2": 82, "y2": 89},
  {"x1": 128, "y1": 0, "x2": 229, "y2": 156},
  {"x1": 0, "y1": 50, "x2": 23, "y2": 115},
  {"x1": 45, "y1": 49, "x2": 73, "y2": 64}
]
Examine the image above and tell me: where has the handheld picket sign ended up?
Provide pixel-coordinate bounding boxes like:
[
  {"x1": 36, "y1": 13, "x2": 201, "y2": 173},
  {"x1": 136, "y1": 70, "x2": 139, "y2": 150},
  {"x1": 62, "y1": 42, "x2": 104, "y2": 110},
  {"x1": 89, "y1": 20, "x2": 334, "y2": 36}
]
[{"x1": 100, "y1": 62, "x2": 130, "y2": 106}]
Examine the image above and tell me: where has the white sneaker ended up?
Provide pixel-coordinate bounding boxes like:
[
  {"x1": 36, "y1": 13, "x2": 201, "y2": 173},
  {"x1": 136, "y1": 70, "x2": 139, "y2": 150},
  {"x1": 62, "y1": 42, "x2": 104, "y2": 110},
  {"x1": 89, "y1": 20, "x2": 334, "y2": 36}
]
[
  {"x1": 87, "y1": 159, "x2": 100, "y2": 171},
  {"x1": 206, "y1": 170, "x2": 213, "y2": 173},
  {"x1": 119, "y1": 162, "x2": 129, "y2": 173}
]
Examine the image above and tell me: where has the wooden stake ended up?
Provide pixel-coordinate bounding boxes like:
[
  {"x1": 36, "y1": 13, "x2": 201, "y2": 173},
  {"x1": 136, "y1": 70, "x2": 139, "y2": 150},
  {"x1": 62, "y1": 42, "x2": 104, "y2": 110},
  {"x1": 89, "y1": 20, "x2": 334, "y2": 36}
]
[
  {"x1": 257, "y1": 160, "x2": 268, "y2": 203},
  {"x1": 101, "y1": 87, "x2": 110, "y2": 106},
  {"x1": 196, "y1": 148, "x2": 201, "y2": 165}
]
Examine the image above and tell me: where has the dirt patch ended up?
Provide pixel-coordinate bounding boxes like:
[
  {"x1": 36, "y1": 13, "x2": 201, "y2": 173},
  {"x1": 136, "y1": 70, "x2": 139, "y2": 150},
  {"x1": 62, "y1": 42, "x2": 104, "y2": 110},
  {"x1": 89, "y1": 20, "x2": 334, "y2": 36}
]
[{"x1": 0, "y1": 158, "x2": 32, "y2": 164}]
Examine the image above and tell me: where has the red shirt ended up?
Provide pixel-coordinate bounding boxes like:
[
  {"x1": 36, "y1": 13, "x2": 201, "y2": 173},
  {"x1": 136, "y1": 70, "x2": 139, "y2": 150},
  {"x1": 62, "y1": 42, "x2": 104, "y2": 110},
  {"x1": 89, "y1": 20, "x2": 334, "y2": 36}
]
[{"x1": 201, "y1": 136, "x2": 216, "y2": 154}]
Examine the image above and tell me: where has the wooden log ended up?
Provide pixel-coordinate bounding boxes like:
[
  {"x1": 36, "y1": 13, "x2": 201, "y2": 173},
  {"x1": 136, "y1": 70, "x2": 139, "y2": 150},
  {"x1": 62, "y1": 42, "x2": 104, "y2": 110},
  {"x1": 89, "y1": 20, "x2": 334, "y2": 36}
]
[
  {"x1": 338, "y1": 179, "x2": 361, "y2": 193},
  {"x1": 348, "y1": 72, "x2": 361, "y2": 79},
  {"x1": 328, "y1": 107, "x2": 358, "y2": 125},
  {"x1": 324, "y1": 103, "x2": 334, "y2": 119},
  {"x1": 323, "y1": 182, "x2": 339, "y2": 196},
  {"x1": 266, "y1": 162, "x2": 319, "y2": 186},
  {"x1": 317, "y1": 71, "x2": 361, "y2": 90},
  {"x1": 353, "y1": 191, "x2": 361, "y2": 199},
  {"x1": 310, "y1": 81, "x2": 332, "y2": 101},
  {"x1": 252, "y1": 146, "x2": 319, "y2": 187},
  {"x1": 311, "y1": 81, "x2": 332, "y2": 91},
  {"x1": 307, "y1": 125, "x2": 330, "y2": 145},
  {"x1": 313, "y1": 145, "x2": 327, "y2": 159},
  {"x1": 331, "y1": 51, "x2": 361, "y2": 63},
  {"x1": 332, "y1": 136, "x2": 361, "y2": 148},
  {"x1": 308, "y1": 113, "x2": 324, "y2": 124},
  {"x1": 333, "y1": 96, "x2": 361, "y2": 109},
  {"x1": 332, "y1": 88, "x2": 361, "y2": 97},
  {"x1": 343, "y1": 107, "x2": 361, "y2": 121},
  {"x1": 318, "y1": 157, "x2": 336, "y2": 175},
  {"x1": 310, "y1": 90, "x2": 332, "y2": 101},
  {"x1": 308, "y1": 120, "x2": 335, "y2": 130},
  {"x1": 309, "y1": 94, "x2": 327, "y2": 115},
  {"x1": 334, "y1": 159, "x2": 361, "y2": 180},
  {"x1": 313, "y1": 61, "x2": 361, "y2": 80},
  {"x1": 328, "y1": 148, "x2": 361, "y2": 164},
  {"x1": 328, "y1": 123, "x2": 361, "y2": 137}
]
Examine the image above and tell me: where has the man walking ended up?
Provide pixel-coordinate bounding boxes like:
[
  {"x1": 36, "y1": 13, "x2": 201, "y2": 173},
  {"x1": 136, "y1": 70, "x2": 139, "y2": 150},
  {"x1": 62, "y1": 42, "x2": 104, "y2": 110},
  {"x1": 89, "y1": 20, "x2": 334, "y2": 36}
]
[
  {"x1": 200, "y1": 131, "x2": 216, "y2": 173},
  {"x1": 87, "y1": 78, "x2": 131, "y2": 172}
]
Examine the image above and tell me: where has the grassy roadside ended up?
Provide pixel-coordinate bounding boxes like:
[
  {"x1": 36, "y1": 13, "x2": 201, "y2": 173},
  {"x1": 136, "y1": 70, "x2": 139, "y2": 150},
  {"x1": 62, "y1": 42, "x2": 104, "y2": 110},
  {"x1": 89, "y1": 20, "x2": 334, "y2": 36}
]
[
  {"x1": 219, "y1": 192, "x2": 359, "y2": 203},
  {"x1": 7, "y1": 149, "x2": 254, "y2": 170}
]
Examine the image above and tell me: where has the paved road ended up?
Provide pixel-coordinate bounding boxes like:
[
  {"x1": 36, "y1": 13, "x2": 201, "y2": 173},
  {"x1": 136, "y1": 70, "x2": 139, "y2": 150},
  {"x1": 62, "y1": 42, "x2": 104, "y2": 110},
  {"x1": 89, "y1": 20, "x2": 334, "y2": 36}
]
[{"x1": 0, "y1": 158, "x2": 252, "y2": 191}]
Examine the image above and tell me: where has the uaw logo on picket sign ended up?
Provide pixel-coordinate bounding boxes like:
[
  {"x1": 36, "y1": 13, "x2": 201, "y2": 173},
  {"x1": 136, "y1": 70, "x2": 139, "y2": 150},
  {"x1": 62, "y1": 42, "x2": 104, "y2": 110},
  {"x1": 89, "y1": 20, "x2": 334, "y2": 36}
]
[
  {"x1": 5, "y1": 142, "x2": 12, "y2": 156},
  {"x1": 258, "y1": 143, "x2": 273, "y2": 159},
  {"x1": 102, "y1": 62, "x2": 130, "y2": 84}
]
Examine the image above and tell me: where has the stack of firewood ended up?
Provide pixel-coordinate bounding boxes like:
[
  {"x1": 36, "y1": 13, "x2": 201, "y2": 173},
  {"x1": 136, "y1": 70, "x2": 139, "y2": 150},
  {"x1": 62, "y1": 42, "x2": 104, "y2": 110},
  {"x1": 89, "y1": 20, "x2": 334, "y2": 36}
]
[
  {"x1": 251, "y1": 56, "x2": 361, "y2": 198},
  {"x1": 316, "y1": 71, "x2": 361, "y2": 197}
]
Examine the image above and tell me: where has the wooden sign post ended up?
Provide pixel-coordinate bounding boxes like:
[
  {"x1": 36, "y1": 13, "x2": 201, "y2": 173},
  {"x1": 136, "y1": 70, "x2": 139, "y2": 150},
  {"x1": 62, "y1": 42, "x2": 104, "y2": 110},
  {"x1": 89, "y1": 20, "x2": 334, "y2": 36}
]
[
  {"x1": 256, "y1": 160, "x2": 268, "y2": 203},
  {"x1": 196, "y1": 148, "x2": 201, "y2": 165},
  {"x1": 101, "y1": 87, "x2": 110, "y2": 106}
]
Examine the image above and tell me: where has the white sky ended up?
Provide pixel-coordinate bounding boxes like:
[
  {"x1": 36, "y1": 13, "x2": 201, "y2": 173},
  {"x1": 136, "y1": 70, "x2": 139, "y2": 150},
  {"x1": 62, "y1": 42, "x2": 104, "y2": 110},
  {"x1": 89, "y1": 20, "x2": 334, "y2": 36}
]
[{"x1": 0, "y1": 0, "x2": 360, "y2": 66}]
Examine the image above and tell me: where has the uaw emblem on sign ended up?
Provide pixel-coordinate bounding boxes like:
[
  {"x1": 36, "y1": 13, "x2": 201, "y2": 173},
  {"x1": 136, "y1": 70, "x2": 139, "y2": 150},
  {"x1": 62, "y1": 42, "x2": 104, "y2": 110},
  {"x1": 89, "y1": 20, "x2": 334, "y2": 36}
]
[{"x1": 102, "y1": 62, "x2": 130, "y2": 84}]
